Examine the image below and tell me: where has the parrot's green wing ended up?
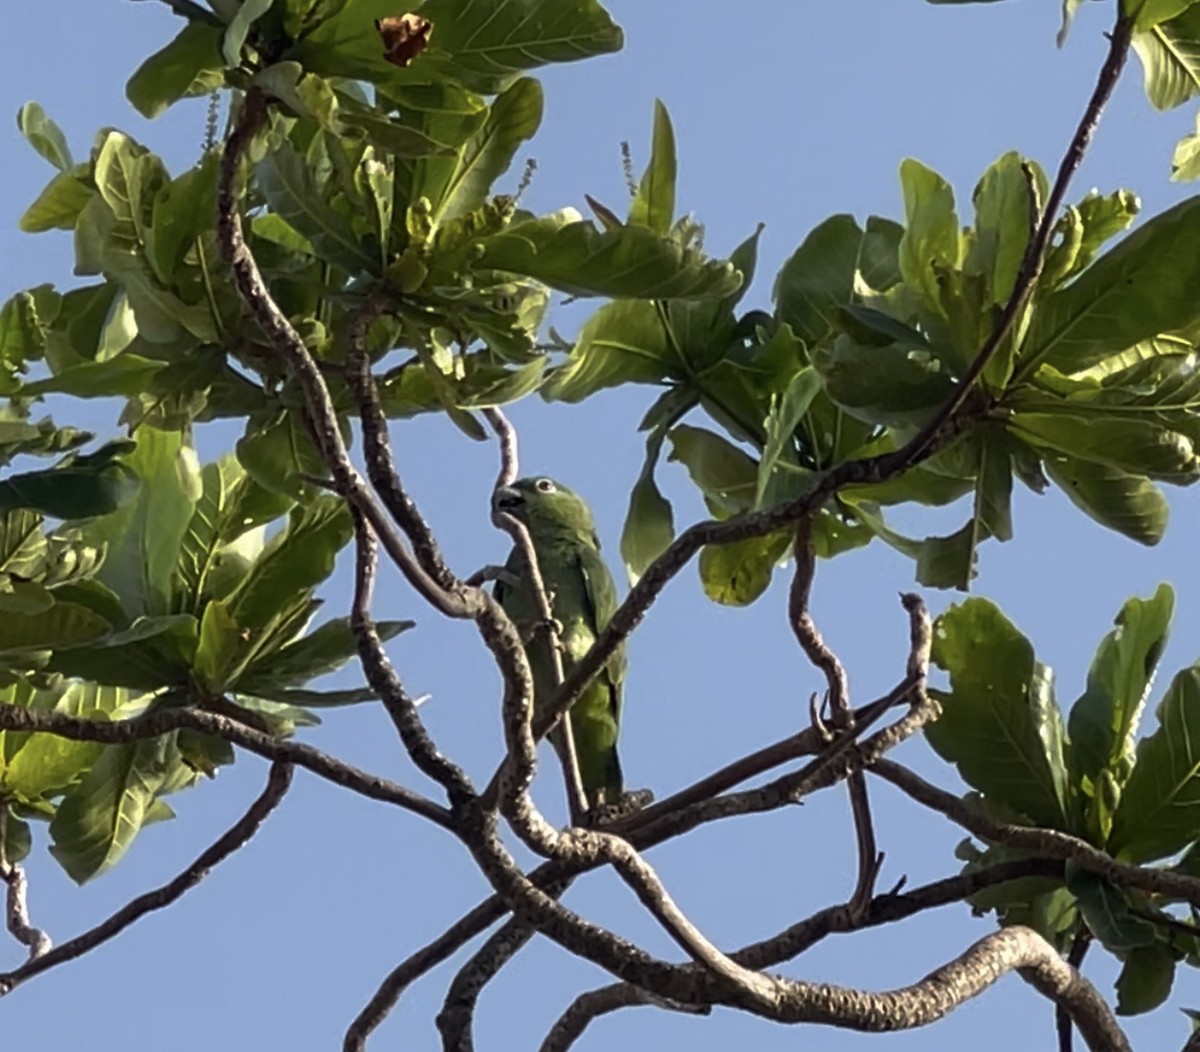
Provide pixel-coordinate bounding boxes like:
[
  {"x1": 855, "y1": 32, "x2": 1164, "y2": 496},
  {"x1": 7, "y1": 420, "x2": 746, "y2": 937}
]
[{"x1": 576, "y1": 544, "x2": 625, "y2": 724}]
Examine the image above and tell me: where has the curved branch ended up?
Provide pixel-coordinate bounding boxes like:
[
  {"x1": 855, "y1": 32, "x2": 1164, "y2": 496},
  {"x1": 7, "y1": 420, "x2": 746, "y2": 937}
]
[
  {"x1": 348, "y1": 507, "x2": 477, "y2": 805},
  {"x1": 215, "y1": 89, "x2": 471, "y2": 622},
  {"x1": 540, "y1": 857, "x2": 1064, "y2": 1051},
  {"x1": 873, "y1": 759, "x2": 1200, "y2": 908},
  {"x1": 0, "y1": 761, "x2": 293, "y2": 995},
  {"x1": 0, "y1": 705, "x2": 453, "y2": 831}
]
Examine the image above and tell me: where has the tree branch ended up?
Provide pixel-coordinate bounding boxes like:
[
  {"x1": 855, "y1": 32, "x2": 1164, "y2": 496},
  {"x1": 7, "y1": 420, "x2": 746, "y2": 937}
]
[
  {"x1": 0, "y1": 761, "x2": 293, "y2": 995},
  {"x1": 348, "y1": 506, "x2": 477, "y2": 806},
  {"x1": 872, "y1": 759, "x2": 1200, "y2": 908},
  {"x1": 790, "y1": 516, "x2": 879, "y2": 917},
  {"x1": 0, "y1": 705, "x2": 452, "y2": 831},
  {"x1": 216, "y1": 90, "x2": 472, "y2": 622},
  {"x1": 540, "y1": 857, "x2": 1065, "y2": 1051}
]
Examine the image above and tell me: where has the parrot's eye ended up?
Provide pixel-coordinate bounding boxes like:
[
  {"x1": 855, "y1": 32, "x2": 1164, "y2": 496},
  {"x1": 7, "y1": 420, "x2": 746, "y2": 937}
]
[{"x1": 534, "y1": 478, "x2": 556, "y2": 493}]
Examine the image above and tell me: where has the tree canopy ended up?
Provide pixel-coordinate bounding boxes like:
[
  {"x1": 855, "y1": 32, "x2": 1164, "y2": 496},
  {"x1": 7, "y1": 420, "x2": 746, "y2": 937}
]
[{"x1": 4, "y1": 0, "x2": 1200, "y2": 1049}]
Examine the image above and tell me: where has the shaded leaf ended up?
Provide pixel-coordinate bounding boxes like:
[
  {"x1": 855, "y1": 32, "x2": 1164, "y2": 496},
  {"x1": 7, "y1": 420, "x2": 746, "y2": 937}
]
[
  {"x1": 928, "y1": 598, "x2": 1069, "y2": 826},
  {"x1": 478, "y1": 212, "x2": 741, "y2": 300},
  {"x1": 1042, "y1": 454, "x2": 1168, "y2": 546},
  {"x1": 1068, "y1": 868, "x2": 1157, "y2": 952},
  {"x1": 127, "y1": 22, "x2": 225, "y2": 118},
  {"x1": 1116, "y1": 943, "x2": 1177, "y2": 1016},
  {"x1": 1069, "y1": 585, "x2": 1174, "y2": 790},
  {"x1": 49, "y1": 735, "x2": 181, "y2": 883},
  {"x1": 698, "y1": 530, "x2": 792, "y2": 607},
  {"x1": 1109, "y1": 666, "x2": 1200, "y2": 861}
]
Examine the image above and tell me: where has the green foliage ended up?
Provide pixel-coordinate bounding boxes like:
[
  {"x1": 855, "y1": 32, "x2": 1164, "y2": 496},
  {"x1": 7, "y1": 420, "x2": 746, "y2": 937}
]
[
  {"x1": 931, "y1": 588, "x2": 1200, "y2": 1007},
  {"x1": 6, "y1": 1, "x2": 1200, "y2": 1001}
]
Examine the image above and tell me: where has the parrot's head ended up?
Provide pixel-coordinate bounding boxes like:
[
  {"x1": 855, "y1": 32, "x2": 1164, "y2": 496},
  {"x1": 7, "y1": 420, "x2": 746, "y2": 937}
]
[{"x1": 492, "y1": 477, "x2": 601, "y2": 547}]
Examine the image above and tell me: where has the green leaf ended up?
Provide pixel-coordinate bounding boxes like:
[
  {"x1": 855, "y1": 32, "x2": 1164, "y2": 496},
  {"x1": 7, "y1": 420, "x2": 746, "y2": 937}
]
[
  {"x1": 4, "y1": 682, "x2": 130, "y2": 802},
  {"x1": 1115, "y1": 943, "x2": 1176, "y2": 1016},
  {"x1": 1068, "y1": 868, "x2": 1157, "y2": 951},
  {"x1": 1042, "y1": 454, "x2": 1168, "y2": 546},
  {"x1": 127, "y1": 22, "x2": 225, "y2": 119},
  {"x1": 1, "y1": 811, "x2": 31, "y2": 864},
  {"x1": 698, "y1": 530, "x2": 792, "y2": 607},
  {"x1": 619, "y1": 388, "x2": 695, "y2": 582},
  {"x1": 1109, "y1": 666, "x2": 1200, "y2": 861},
  {"x1": 431, "y1": 77, "x2": 543, "y2": 221},
  {"x1": 0, "y1": 284, "x2": 60, "y2": 374},
  {"x1": 1069, "y1": 585, "x2": 1174, "y2": 790},
  {"x1": 19, "y1": 172, "x2": 92, "y2": 233},
  {"x1": 257, "y1": 143, "x2": 378, "y2": 275},
  {"x1": 253, "y1": 63, "x2": 340, "y2": 129},
  {"x1": 478, "y1": 212, "x2": 741, "y2": 300},
  {"x1": 974, "y1": 430, "x2": 1013, "y2": 542},
  {"x1": 291, "y1": 0, "x2": 620, "y2": 94},
  {"x1": 237, "y1": 616, "x2": 412, "y2": 690},
  {"x1": 236, "y1": 410, "x2": 333, "y2": 499},
  {"x1": 666, "y1": 425, "x2": 758, "y2": 516},
  {"x1": 915, "y1": 519, "x2": 982, "y2": 591},
  {"x1": 0, "y1": 601, "x2": 111, "y2": 654},
  {"x1": 1172, "y1": 110, "x2": 1200, "y2": 180},
  {"x1": 47, "y1": 615, "x2": 199, "y2": 692},
  {"x1": 146, "y1": 152, "x2": 220, "y2": 286},
  {"x1": 542, "y1": 300, "x2": 671, "y2": 403},
  {"x1": 774, "y1": 214, "x2": 871, "y2": 349},
  {"x1": 226, "y1": 497, "x2": 352, "y2": 630},
  {"x1": 629, "y1": 100, "x2": 676, "y2": 234},
  {"x1": 405, "y1": 0, "x2": 623, "y2": 92},
  {"x1": 968, "y1": 151, "x2": 1035, "y2": 312},
  {"x1": 0, "y1": 446, "x2": 139, "y2": 520},
  {"x1": 194, "y1": 600, "x2": 243, "y2": 694},
  {"x1": 928, "y1": 598, "x2": 1069, "y2": 826},
  {"x1": 898, "y1": 158, "x2": 961, "y2": 317},
  {"x1": 1132, "y1": 6, "x2": 1200, "y2": 110},
  {"x1": 239, "y1": 685, "x2": 376, "y2": 706},
  {"x1": 755, "y1": 368, "x2": 822, "y2": 509},
  {"x1": 17, "y1": 102, "x2": 73, "y2": 170},
  {"x1": 223, "y1": 0, "x2": 274, "y2": 65},
  {"x1": 1010, "y1": 411, "x2": 1197, "y2": 482},
  {"x1": 814, "y1": 335, "x2": 956, "y2": 429},
  {"x1": 1041, "y1": 190, "x2": 1140, "y2": 290},
  {"x1": 1022, "y1": 195, "x2": 1200, "y2": 375},
  {"x1": 22, "y1": 356, "x2": 169, "y2": 398},
  {"x1": 79, "y1": 430, "x2": 200, "y2": 618},
  {"x1": 49, "y1": 735, "x2": 181, "y2": 883}
]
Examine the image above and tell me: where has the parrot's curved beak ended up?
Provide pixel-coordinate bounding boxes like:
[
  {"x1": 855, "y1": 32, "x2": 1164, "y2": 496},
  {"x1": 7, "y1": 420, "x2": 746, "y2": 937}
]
[{"x1": 492, "y1": 486, "x2": 524, "y2": 512}]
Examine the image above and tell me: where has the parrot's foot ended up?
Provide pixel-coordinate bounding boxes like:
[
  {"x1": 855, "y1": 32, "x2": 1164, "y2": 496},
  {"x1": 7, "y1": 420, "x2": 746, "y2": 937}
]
[
  {"x1": 525, "y1": 615, "x2": 565, "y2": 649},
  {"x1": 587, "y1": 788, "x2": 654, "y2": 827}
]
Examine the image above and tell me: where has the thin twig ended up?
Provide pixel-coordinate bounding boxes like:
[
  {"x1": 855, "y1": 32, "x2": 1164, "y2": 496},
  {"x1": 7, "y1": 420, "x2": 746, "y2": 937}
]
[
  {"x1": 0, "y1": 804, "x2": 50, "y2": 962},
  {"x1": 0, "y1": 762, "x2": 293, "y2": 995},
  {"x1": 1057, "y1": 933, "x2": 1092, "y2": 1052},
  {"x1": 789, "y1": 518, "x2": 878, "y2": 918}
]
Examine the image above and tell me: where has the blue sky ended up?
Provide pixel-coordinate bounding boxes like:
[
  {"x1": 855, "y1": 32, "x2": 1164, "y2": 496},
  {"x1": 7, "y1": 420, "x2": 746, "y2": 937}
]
[{"x1": 3, "y1": 1, "x2": 1200, "y2": 1049}]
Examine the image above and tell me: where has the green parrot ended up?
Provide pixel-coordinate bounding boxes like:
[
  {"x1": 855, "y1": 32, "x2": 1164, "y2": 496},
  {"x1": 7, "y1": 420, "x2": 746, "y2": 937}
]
[{"x1": 492, "y1": 476, "x2": 625, "y2": 811}]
